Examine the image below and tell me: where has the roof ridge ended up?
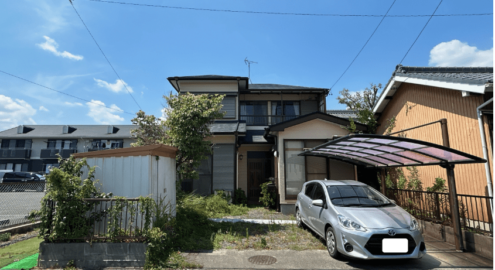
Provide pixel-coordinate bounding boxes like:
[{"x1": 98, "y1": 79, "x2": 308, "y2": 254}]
[{"x1": 396, "y1": 65, "x2": 493, "y2": 74}]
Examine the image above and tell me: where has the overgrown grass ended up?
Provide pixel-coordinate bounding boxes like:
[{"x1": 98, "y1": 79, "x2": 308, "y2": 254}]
[
  {"x1": 179, "y1": 192, "x2": 250, "y2": 218},
  {"x1": 0, "y1": 237, "x2": 42, "y2": 268}
]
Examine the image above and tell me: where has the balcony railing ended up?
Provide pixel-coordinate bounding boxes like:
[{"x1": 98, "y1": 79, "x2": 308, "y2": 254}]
[
  {"x1": 240, "y1": 115, "x2": 299, "y2": 126},
  {"x1": 88, "y1": 146, "x2": 123, "y2": 152},
  {"x1": 40, "y1": 149, "x2": 77, "y2": 159},
  {"x1": 0, "y1": 149, "x2": 32, "y2": 159}
]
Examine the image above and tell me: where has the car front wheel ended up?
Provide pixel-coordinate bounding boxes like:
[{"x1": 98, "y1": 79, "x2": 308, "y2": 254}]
[
  {"x1": 296, "y1": 208, "x2": 303, "y2": 228},
  {"x1": 326, "y1": 227, "x2": 340, "y2": 258}
]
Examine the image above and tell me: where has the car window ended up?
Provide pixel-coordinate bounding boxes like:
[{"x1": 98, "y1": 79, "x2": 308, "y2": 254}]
[
  {"x1": 327, "y1": 185, "x2": 391, "y2": 207},
  {"x1": 3, "y1": 173, "x2": 14, "y2": 178},
  {"x1": 304, "y1": 183, "x2": 315, "y2": 197},
  {"x1": 312, "y1": 184, "x2": 326, "y2": 201}
]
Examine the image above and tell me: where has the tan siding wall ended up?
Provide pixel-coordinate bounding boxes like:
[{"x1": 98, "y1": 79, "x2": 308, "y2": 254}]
[
  {"x1": 237, "y1": 145, "x2": 273, "y2": 194},
  {"x1": 377, "y1": 83, "x2": 487, "y2": 196}
]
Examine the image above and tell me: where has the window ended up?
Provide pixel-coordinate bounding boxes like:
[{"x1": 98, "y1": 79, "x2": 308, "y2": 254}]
[
  {"x1": 312, "y1": 184, "x2": 326, "y2": 201},
  {"x1": 304, "y1": 183, "x2": 315, "y2": 197},
  {"x1": 15, "y1": 140, "x2": 25, "y2": 148},
  {"x1": 47, "y1": 140, "x2": 56, "y2": 149},
  {"x1": 0, "y1": 164, "x2": 5, "y2": 170},
  {"x1": 1, "y1": 140, "x2": 9, "y2": 149},
  {"x1": 240, "y1": 101, "x2": 268, "y2": 125},
  {"x1": 284, "y1": 139, "x2": 328, "y2": 200},
  {"x1": 220, "y1": 96, "x2": 236, "y2": 119},
  {"x1": 271, "y1": 101, "x2": 300, "y2": 124}
]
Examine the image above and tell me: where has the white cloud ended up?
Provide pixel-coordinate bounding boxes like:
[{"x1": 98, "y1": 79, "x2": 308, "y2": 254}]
[
  {"x1": 0, "y1": 95, "x2": 36, "y2": 130},
  {"x1": 86, "y1": 100, "x2": 124, "y2": 124},
  {"x1": 159, "y1": 108, "x2": 167, "y2": 121},
  {"x1": 429, "y1": 40, "x2": 493, "y2": 67},
  {"x1": 64, "y1": 101, "x2": 83, "y2": 107},
  {"x1": 94, "y1": 78, "x2": 133, "y2": 93},
  {"x1": 38, "y1": 36, "x2": 83, "y2": 60},
  {"x1": 39, "y1": 106, "x2": 49, "y2": 112}
]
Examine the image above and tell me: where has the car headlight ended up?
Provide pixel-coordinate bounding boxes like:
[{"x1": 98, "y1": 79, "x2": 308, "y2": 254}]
[
  {"x1": 337, "y1": 214, "x2": 367, "y2": 232},
  {"x1": 410, "y1": 216, "x2": 419, "y2": 231}
]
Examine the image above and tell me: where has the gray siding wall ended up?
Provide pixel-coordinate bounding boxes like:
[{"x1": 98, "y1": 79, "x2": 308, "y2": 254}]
[
  {"x1": 221, "y1": 96, "x2": 236, "y2": 119},
  {"x1": 212, "y1": 144, "x2": 235, "y2": 191},
  {"x1": 301, "y1": 100, "x2": 318, "y2": 115}
]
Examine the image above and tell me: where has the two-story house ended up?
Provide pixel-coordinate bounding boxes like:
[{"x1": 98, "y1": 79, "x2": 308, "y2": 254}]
[
  {"x1": 168, "y1": 75, "x2": 367, "y2": 214},
  {"x1": 0, "y1": 125, "x2": 135, "y2": 174}
]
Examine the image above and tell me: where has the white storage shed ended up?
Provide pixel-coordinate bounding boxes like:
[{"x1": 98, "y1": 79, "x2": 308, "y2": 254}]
[{"x1": 74, "y1": 144, "x2": 178, "y2": 216}]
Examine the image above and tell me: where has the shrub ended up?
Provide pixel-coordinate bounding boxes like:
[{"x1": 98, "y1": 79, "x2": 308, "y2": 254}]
[
  {"x1": 0, "y1": 232, "x2": 10, "y2": 242},
  {"x1": 259, "y1": 182, "x2": 276, "y2": 208},
  {"x1": 233, "y1": 188, "x2": 247, "y2": 205}
]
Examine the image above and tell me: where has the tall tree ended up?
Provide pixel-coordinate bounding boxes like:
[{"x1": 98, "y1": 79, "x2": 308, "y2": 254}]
[
  {"x1": 337, "y1": 83, "x2": 382, "y2": 134},
  {"x1": 163, "y1": 92, "x2": 225, "y2": 182},
  {"x1": 130, "y1": 110, "x2": 167, "y2": 147}
]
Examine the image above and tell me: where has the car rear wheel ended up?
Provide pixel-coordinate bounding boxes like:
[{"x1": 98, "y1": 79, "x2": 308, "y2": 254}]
[
  {"x1": 296, "y1": 208, "x2": 303, "y2": 228},
  {"x1": 326, "y1": 227, "x2": 340, "y2": 258}
]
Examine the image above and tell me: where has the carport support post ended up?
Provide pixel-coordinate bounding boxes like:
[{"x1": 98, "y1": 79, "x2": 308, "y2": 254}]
[
  {"x1": 444, "y1": 164, "x2": 464, "y2": 251},
  {"x1": 440, "y1": 118, "x2": 464, "y2": 251}
]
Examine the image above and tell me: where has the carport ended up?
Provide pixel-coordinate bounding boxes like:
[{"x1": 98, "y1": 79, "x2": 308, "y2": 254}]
[{"x1": 298, "y1": 134, "x2": 487, "y2": 251}]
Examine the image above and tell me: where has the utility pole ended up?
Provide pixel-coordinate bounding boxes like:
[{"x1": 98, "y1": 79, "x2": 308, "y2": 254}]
[{"x1": 244, "y1": 57, "x2": 257, "y2": 83}]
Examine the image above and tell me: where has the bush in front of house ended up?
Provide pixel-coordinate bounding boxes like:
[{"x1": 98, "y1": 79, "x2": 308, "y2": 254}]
[{"x1": 0, "y1": 232, "x2": 10, "y2": 242}]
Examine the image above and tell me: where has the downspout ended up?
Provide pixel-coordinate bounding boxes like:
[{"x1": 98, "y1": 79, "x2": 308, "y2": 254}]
[
  {"x1": 234, "y1": 122, "x2": 240, "y2": 202},
  {"x1": 263, "y1": 127, "x2": 280, "y2": 211},
  {"x1": 477, "y1": 98, "x2": 493, "y2": 204}
]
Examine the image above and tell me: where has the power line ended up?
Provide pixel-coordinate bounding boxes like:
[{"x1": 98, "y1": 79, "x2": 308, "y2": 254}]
[
  {"x1": 0, "y1": 69, "x2": 135, "y2": 115},
  {"x1": 329, "y1": 0, "x2": 397, "y2": 92},
  {"x1": 399, "y1": 0, "x2": 443, "y2": 65},
  {"x1": 70, "y1": 1, "x2": 142, "y2": 111},
  {"x1": 86, "y1": 0, "x2": 491, "y2": 18}
]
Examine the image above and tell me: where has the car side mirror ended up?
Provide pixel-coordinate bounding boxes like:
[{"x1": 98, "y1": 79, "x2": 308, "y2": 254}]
[{"x1": 312, "y1": 199, "x2": 324, "y2": 207}]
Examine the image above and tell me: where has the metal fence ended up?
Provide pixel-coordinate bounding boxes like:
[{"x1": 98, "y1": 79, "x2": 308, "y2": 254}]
[
  {"x1": 0, "y1": 182, "x2": 46, "y2": 229},
  {"x1": 44, "y1": 198, "x2": 153, "y2": 242},
  {"x1": 387, "y1": 189, "x2": 493, "y2": 234}
]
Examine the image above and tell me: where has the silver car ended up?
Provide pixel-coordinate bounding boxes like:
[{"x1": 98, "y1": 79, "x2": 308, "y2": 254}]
[{"x1": 295, "y1": 180, "x2": 426, "y2": 260}]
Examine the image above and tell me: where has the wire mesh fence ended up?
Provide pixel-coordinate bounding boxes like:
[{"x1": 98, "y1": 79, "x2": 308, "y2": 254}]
[{"x1": 0, "y1": 182, "x2": 46, "y2": 229}]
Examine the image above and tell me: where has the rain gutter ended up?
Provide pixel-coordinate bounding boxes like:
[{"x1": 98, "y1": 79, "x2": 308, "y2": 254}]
[{"x1": 477, "y1": 98, "x2": 493, "y2": 201}]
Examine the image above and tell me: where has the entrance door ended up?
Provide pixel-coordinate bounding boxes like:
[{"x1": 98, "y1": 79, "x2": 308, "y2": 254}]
[{"x1": 247, "y1": 159, "x2": 265, "y2": 203}]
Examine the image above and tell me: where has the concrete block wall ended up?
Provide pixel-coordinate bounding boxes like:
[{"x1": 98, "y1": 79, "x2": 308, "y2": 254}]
[
  {"x1": 38, "y1": 242, "x2": 147, "y2": 269},
  {"x1": 420, "y1": 220, "x2": 493, "y2": 259}
]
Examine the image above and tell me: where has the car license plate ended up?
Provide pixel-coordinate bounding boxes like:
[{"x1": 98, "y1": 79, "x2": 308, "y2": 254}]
[{"x1": 382, "y1": 238, "x2": 408, "y2": 253}]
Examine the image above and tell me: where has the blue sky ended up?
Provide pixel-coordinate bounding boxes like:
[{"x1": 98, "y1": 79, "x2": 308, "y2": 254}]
[{"x1": 0, "y1": 0, "x2": 492, "y2": 130}]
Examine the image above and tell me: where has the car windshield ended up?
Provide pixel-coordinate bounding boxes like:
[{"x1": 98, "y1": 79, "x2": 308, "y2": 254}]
[{"x1": 327, "y1": 185, "x2": 392, "y2": 207}]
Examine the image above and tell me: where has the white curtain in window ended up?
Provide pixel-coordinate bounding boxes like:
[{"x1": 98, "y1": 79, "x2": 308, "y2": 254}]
[
  {"x1": 63, "y1": 140, "x2": 71, "y2": 149},
  {"x1": 55, "y1": 140, "x2": 63, "y2": 149},
  {"x1": 6, "y1": 163, "x2": 13, "y2": 170},
  {"x1": 284, "y1": 141, "x2": 305, "y2": 197},
  {"x1": 293, "y1": 102, "x2": 300, "y2": 116}
]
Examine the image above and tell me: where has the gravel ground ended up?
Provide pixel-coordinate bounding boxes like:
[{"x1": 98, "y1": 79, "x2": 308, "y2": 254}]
[
  {"x1": 0, "y1": 230, "x2": 39, "y2": 248},
  {"x1": 221, "y1": 208, "x2": 296, "y2": 221}
]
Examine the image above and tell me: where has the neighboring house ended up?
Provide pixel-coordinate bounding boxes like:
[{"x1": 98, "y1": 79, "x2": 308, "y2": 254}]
[
  {"x1": 327, "y1": 110, "x2": 359, "y2": 122},
  {"x1": 168, "y1": 75, "x2": 367, "y2": 214},
  {"x1": 373, "y1": 65, "x2": 493, "y2": 196},
  {"x1": 0, "y1": 125, "x2": 136, "y2": 174}
]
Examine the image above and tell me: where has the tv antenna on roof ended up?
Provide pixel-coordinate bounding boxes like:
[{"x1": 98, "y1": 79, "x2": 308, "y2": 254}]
[{"x1": 244, "y1": 57, "x2": 257, "y2": 83}]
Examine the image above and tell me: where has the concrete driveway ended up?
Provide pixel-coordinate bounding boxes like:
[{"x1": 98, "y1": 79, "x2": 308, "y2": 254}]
[{"x1": 182, "y1": 236, "x2": 493, "y2": 269}]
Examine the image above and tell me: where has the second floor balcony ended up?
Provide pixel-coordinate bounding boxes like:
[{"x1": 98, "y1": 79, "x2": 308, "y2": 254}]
[
  {"x1": 240, "y1": 115, "x2": 300, "y2": 126},
  {"x1": 0, "y1": 149, "x2": 31, "y2": 159},
  {"x1": 40, "y1": 149, "x2": 77, "y2": 159}
]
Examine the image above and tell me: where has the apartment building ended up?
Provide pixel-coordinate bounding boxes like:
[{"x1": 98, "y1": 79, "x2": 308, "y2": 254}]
[{"x1": 0, "y1": 125, "x2": 135, "y2": 174}]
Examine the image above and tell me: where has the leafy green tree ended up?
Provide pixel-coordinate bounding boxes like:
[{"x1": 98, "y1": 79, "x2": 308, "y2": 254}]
[
  {"x1": 130, "y1": 110, "x2": 167, "y2": 147},
  {"x1": 163, "y1": 92, "x2": 225, "y2": 182},
  {"x1": 337, "y1": 83, "x2": 381, "y2": 133}
]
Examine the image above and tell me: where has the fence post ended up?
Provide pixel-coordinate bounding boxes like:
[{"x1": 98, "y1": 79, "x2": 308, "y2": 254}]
[
  {"x1": 434, "y1": 193, "x2": 441, "y2": 221},
  {"x1": 443, "y1": 163, "x2": 464, "y2": 251}
]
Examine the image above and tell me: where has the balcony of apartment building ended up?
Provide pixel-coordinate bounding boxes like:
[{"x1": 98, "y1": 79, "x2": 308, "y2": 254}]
[
  {"x1": 40, "y1": 139, "x2": 77, "y2": 159},
  {"x1": 87, "y1": 139, "x2": 124, "y2": 152},
  {"x1": 0, "y1": 139, "x2": 32, "y2": 159},
  {"x1": 239, "y1": 101, "x2": 303, "y2": 126}
]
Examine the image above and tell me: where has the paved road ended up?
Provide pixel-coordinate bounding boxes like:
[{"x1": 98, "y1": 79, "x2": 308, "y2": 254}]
[
  {"x1": 0, "y1": 191, "x2": 44, "y2": 228},
  {"x1": 182, "y1": 236, "x2": 493, "y2": 269}
]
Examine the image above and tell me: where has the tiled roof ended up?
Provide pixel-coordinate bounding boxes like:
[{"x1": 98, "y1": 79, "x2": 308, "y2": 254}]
[
  {"x1": 326, "y1": 110, "x2": 359, "y2": 120},
  {"x1": 0, "y1": 125, "x2": 136, "y2": 139},
  {"x1": 394, "y1": 66, "x2": 493, "y2": 84},
  {"x1": 249, "y1": 84, "x2": 328, "y2": 91}
]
